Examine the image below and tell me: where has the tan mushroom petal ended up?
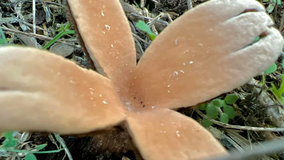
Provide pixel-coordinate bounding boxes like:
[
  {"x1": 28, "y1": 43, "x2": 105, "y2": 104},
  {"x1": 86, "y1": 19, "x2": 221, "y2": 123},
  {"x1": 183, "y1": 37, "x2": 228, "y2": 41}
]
[
  {"x1": 67, "y1": 0, "x2": 136, "y2": 88},
  {"x1": 220, "y1": 12, "x2": 273, "y2": 52},
  {"x1": 0, "y1": 47, "x2": 126, "y2": 134},
  {"x1": 186, "y1": 0, "x2": 265, "y2": 22},
  {"x1": 126, "y1": 109, "x2": 227, "y2": 160},
  {"x1": 132, "y1": 1, "x2": 282, "y2": 110}
]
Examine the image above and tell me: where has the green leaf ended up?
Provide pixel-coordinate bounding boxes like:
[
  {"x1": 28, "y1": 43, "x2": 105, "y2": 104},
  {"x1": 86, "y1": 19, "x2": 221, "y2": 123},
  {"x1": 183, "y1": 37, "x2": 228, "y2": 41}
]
[
  {"x1": 3, "y1": 132, "x2": 18, "y2": 148},
  {"x1": 35, "y1": 144, "x2": 47, "y2": 151},
  {"x1": 220, "y1": 113, "x2": 229, "y2": 124},
  {"x1": 206, "y1": 104, "x2": 218, "y2": 119},
  {"x1": 0, "y1": 26, "x2": 7, "y2": 45},
  {"x1": 224, "y1": 94, "x2": 238, "y2": 104},
  {"x1": 278, "y1": 75, "x2": 284, "y2": 95},
  {"x1": 212, "y1": 99, "x2": 223, "y2": 107},
  {"x1": 221, "y1": 100, "x2": 227, "y2": 107},
  {"x1": 253, "y1": 36, "x2": 260, "y2": 43},
  {"x1": 136, "y1": 20, "x2": 156, "y2": 41},
  {"x1": 199, "y1": 103, "x2": 207, "y2": 110},
  {"x1": 4, "y1": 132, "x2": 14, "y2": 140},
  {"x1": 25, "y1": 154, "x2": 37, "y2": 160},
  {"x1": 202, "y1": 118, "x2": 213, "y2": 127},
  {"x1": 282, "y1": 59, "x2": 284, "y2": 67},
  {"x1": 265, "y1": 63, "x2": 277, "y2": 74},
  {"x1": 223, "y1": 105, "x2": 236, "y2": 119},
  {"x1": 3, "y1": 139, "x2": 18, "y2": 148}
]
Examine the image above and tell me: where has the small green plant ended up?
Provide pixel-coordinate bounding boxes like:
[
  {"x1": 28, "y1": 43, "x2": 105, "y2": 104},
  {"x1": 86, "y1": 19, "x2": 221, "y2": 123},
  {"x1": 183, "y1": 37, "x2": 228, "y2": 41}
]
[
  {"x1": 261, "y1": 63, "x2": 278, "y2": 86},
  {"x1": 271, "y1": 75, "x2": 284, "y2": 104},
  {"x1": 199, "y1": 94, "x2": 238, "y2": 127},
  {"x1": 0, "y1": 131, "x2": 64, "y2": 160},
  {"x1": 0, "y1": 26, "x2": 7, "y2": 46},
  {"x1": 263, "y1": 0, "x2": 282, "y2": 13},
  {"x1": 261, "y1": 61, "x2": 284, "y2": 105},
  {"x1": 265, "y1": 63, "x2": 277, "y2": 74},
  {"x1": 42, "y1": 22, "x2": 75, "y2": 49},
  {"x1": 135, "y1": 20, "x2": 157, "y2": 41}
]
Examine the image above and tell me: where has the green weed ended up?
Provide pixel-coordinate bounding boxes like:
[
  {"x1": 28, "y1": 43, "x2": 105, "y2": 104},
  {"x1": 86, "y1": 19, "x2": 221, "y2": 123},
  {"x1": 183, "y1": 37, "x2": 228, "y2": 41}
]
[
  {"x1": 199, "y1": 94, "x2": 238, "y2": 127},
  {"x1": 1, "y1": 131, "x2": 64, "y2": 160},
  {"x1": 42, "y1": 22, "x2": 75, "y2": 49},
  {"x1": 135, "y1": 20, "x2": 157, "y2": 41}
]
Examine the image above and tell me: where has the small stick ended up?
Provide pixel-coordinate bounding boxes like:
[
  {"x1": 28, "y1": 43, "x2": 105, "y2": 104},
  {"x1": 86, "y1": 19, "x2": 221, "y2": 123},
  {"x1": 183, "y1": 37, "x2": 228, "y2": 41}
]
[
  {"x1": 32, "y1": 0, "x2": 37, "y2": 47},
  {"x1": 195, "y1": 109, "x2": 284, "y2": 132},
  {"x1": 207, "y1": 137, "x2": 284, "y2": 160},
  {"x1": 187, "y1": 0, "x2": 192, "y2": 9}
]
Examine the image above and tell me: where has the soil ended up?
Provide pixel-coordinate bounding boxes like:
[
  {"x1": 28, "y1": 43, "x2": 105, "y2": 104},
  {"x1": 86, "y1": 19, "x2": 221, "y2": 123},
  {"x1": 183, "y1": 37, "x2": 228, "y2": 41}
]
[{"x1": 1, "y1": 0, "x2": 284, "y2": 160}]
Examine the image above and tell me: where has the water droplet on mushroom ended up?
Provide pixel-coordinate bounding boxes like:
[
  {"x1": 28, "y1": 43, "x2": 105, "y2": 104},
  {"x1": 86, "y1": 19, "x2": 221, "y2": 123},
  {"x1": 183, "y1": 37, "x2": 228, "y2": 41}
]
[
  {"x1": 111, "y1": 44, "x2": 114, "y2": 48},
  {"x1": 167, "y1": 85, "x2": 171, "y2": 88},
  {"x1": 189, "y1": 61, "x2": 193, "y2": 64},
  {"x1": 70, "y1": 78, "x2": 77, "y2": 84},
  {"x1": 90, "y1": 91, "x2": 94, "y2": 95},
  {"x1": 175, "y1": 39, "x2": 178, "y2": 45},
  {"x1": 90, "y1": 97, "x2": 94, "y2": 100},
  {"x1": 180, "y1": 70, "x2": 184, "y2": 74},
  {"x1": 176, "y1": 130, "x2": 180, "y2": 137},
  {"x1": 151, "y1": 106, "x2": 155, "y2": 109},
  {"x1": 173, "y1": 71, "x2": 178, "y2": 76},
  {"x1": 105, "y1": 24, "x2": 110, "y2": 31},
  {"x1": 125, "y1": 63, "x2": 128, "y2": 66},
  {"x1": 183, "y1": 50, "x2": 189, "y2": 53},
  {"x1": 183, "y1": 63, "x2": 186, "y2": 66},
  {"x1": 102, "y1": 101, "x2": 107, "y2": 104},
  {"x1": 198, "y1": 43, "x2": 203, "y2": 46},
  {"x1": 168, "y1": 90, "x2": 170, "y2": 93},
  {"x1": 89, "y1": 88, "x2": 94, "y2": 91},
  {"x1": 102, "y1": 31, "x2": 105, "y2": 35},
  {"x1": 101, "y1": 10, "x2": 104, "y2": 17}
]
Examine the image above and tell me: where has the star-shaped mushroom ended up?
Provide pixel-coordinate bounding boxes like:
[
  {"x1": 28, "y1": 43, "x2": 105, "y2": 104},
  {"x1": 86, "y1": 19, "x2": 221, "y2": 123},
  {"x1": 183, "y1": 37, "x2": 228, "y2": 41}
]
[{"x1": 0, "y1": 0, "x2": 282, "y2": 159}]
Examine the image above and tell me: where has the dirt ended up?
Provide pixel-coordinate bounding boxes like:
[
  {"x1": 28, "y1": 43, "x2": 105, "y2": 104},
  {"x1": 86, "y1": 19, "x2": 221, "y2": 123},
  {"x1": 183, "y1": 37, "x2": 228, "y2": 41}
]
[{"x1": 1, "y1": 0, "x2": 284, "y2": 160}]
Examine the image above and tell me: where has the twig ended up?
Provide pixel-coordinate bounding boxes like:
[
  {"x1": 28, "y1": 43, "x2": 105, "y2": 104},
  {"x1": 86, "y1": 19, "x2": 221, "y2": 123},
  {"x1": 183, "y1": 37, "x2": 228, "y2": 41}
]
[
  {"x1": 187, "y1": 0, "x2": 192, "y2": 9},
  {"x1": 132, "y1": 33, "x2": 150, "y2": 45},
  {"x1": 130, "y1": 13, "x2": 169, "y2": 26},
  {"x1": 207, "y1": 137, "x2": 284, "y2": 160},
  {"x1": 54, "y1": 134, "x2": 73, "y2": 160},
  {"x1": 195, "y1": 109, "x2": 284, "y2": 132},
  {"x1": 1, "y1": 27, "x2": 80, "y2": 48},
  {"x1": 32, "y1": 0, "x2": 37, "y2": 47},
  {"x1": 140, "y1": 0, "x2": 145, "y2": 8}
]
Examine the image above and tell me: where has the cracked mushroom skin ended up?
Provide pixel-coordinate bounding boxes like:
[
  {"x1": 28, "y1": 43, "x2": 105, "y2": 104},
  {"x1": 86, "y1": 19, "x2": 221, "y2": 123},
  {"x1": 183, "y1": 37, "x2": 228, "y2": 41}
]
[{"x1": 0, "y1": 0, "x2": 283, "y2": 160}]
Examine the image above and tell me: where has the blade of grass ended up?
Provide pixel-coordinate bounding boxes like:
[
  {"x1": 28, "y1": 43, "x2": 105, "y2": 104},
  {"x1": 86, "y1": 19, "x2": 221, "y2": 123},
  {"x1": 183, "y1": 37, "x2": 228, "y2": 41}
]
[
  {"x1": 42, "y1": 30, "x2": 74, "y2": 50},
  {"x1": 0, "y1": 26, "x2": 7, "y2": 45}
]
